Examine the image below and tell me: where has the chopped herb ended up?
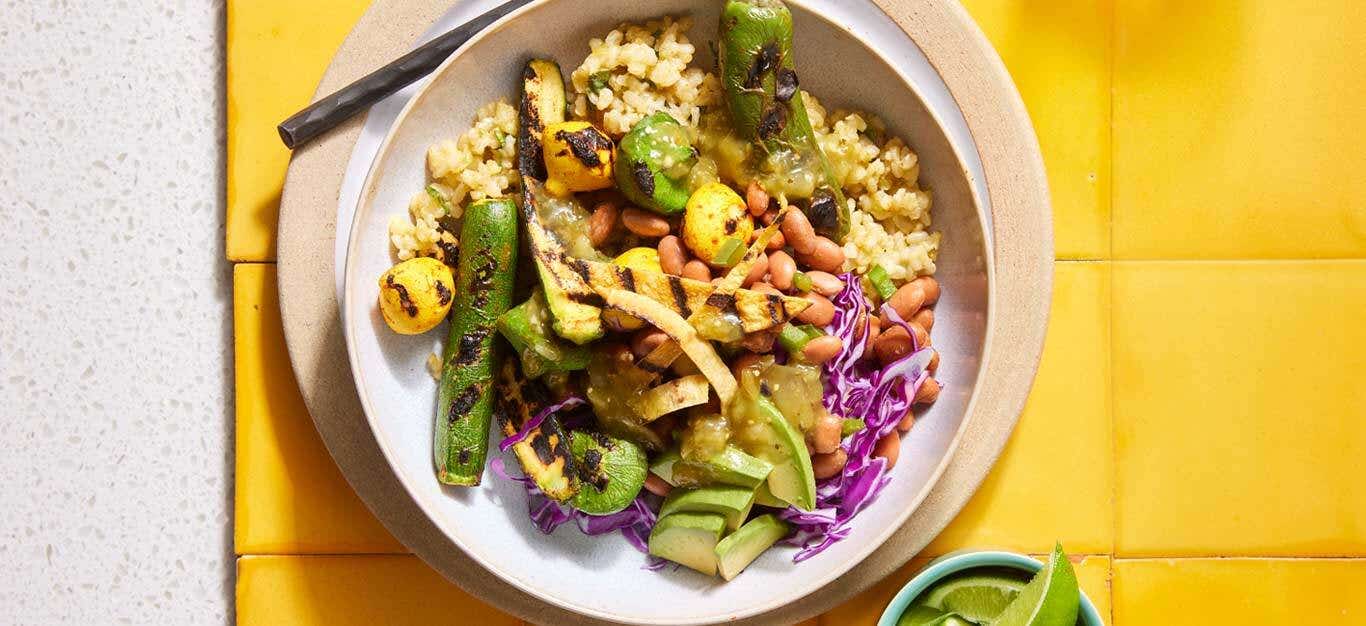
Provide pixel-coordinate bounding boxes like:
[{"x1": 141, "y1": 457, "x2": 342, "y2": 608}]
[
  {"x1": 426, "y1": 185, "x2": 454, "y2": 216},
  {"x1": 588, "y1": 71, "x2": 611, "y2": 93},
  {"x1": 799, "y1": 324, "x2": 824, "y2": 340},
  {"x1": 867, "y1": 264, "x2": 896, "y2": 301},
  {"x1": 792, "y1": 271, "x2": 813, "y2": 293},
  {"x1": 711, "y1": 236, "x2": 745, "y2": 268}
]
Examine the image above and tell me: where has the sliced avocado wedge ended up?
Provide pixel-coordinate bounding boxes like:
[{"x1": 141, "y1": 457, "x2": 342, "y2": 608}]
[
  {"x1": 714, "y1": 513, "x2": 790, "y2": 581},
  {"x1": 752, "y1": 481, "x2": 789, "y2": 508},
  {"x1": 660, "y1": 485, "x2": 757, "y2": 531},
  {"x1": 569, "y1": 431, "x2": 647, "y2": 515},
  {"x1": 651, "y1": 446, "x2": 773, "y2": 490},
  {"x1": 753, "y1": 395, "x2": 816, "y2": 510},
  {"x1": 648, "y1": 512, "x2": 727, "y2": 576}
]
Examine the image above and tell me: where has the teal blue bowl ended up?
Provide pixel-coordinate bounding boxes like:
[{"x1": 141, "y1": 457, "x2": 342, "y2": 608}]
[{"x1": 877, "y1": 551, "x2": 1106, "y2": 626}]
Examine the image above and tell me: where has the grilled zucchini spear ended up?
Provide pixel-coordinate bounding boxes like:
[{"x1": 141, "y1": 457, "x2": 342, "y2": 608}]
[
  {"x1": 435, "y1": 198, "x2": 518, "y2": 486},
  {"x1": 719, "y1": 0, "x2": 849, "y2": 241},
  {"x1": 518, "y1": 59, "x2": 605, "y2": 344},
  {"x1": 494, "y1": 360, "x2": 579, "y2": 501}
]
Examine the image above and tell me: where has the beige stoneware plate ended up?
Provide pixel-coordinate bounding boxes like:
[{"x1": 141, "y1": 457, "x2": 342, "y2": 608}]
[{"x1": 278, "y1": 1, "x2": 1052, "y2": 624}]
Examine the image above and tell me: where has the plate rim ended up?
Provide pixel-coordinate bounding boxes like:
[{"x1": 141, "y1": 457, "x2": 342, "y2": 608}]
[{"x1": 338, "y1": 0, "x2": 994, "y2": 622}]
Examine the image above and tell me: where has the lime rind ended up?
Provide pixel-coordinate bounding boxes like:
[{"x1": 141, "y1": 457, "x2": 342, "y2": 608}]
[
  {"x1": 991, "y1": 544, "x2": 1080, "y2": 626},
  {"x1": 919, "y1": 573, "x2": 1026, "y2": 622}
]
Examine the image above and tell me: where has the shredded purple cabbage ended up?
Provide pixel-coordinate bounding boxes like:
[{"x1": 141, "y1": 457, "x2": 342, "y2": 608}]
[
  {"x1": 491, "y1": 458, "x2": 667, "y2": 570},
  {"x1": 497, "y1": 396, "x2": 585, "y2": 452},
  {"x1": 779, "y1": 272, "x2": 934, "y2": 562}
]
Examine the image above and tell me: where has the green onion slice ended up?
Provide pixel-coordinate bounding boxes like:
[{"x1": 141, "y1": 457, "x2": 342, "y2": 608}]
[
  {"x1": 778, "y1": 323, "x2": 814, "y2": 355},
  {"x1": 711, "y1": 236, "x2": 745, "y2": 268},
  {"x1": 792, "y1": 271, "x2": 813, "y2": 293},
  {"x1": 867, "y1": 264, "x2": 896, "y2": 301}
]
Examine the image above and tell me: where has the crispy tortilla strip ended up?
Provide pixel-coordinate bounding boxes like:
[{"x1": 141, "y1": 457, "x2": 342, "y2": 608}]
[
  {"x1": 493, "y1": 360, "x2": 579, "y2": 502},
  {"x1": 631, "y1": 374, "x2": 711, "y2": 422},
  {"x1": 638, "y1": 211, "x2": 790, "y2": 373},
  {"x1": 597, "y1": 288, "x2": 738, "y2": 406}
]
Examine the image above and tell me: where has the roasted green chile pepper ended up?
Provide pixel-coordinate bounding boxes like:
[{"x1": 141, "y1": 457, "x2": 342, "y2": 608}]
[{"x1": 719, "y1": 0, "x2": 849, "y2": 241}]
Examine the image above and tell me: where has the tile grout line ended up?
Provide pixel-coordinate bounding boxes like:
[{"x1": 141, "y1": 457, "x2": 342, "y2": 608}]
[{"x1": 1106, "y1": 1, "x2": 1118, "y2": 623}]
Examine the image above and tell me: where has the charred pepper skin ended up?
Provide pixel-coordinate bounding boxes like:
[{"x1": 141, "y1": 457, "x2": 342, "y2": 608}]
[
  {"x1": 435, "y1": 197, "x2": 519, "y2": 486},
  {"x1": 718, "y1": 0, "x2": 849, "y2": 242}
]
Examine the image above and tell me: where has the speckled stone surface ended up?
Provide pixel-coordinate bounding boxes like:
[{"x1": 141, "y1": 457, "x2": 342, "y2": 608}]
[{"x1": 0, "y1": 2, "x2": 232, "y2": 624}]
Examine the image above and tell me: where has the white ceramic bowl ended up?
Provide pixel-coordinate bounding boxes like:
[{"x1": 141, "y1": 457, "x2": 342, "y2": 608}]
[{"x1": 342, "y1": 1, "x2": 990, "y2": 623}]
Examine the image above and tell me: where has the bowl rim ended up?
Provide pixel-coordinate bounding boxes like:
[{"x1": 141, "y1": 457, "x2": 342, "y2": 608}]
[
  {"x1": 341, "y1": 0, "x2": 993, "y2": 622},
  {"x1": 876, "y1": 550, "x2": 1107, "y2": 626}
]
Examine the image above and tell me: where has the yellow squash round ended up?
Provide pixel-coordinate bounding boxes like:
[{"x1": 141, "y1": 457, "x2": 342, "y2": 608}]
[
  {"x1": 683, "y1": 182, "x2": 754, "y2": 267},
  {"x1": 377, "y1": 257, "x2": 456, "y2": 335},
  {"x1": 542, "y1": 121, "x2": 615, "y2": 196},
  {"x1": 603, "y1": 247, "x2": 663, "y2": 331}
]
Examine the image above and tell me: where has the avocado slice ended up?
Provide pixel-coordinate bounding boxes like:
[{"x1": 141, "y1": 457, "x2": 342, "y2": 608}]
[
  {"x1": 660, "y1": 486, "x2": 757, "y2": 531},
  {"x1": 569, "y1": 431, "x2": 647, "y2": 515},
  {"x1": 753, "y1": 395, "x2": 817, "y2": 510},
  {"x1": 496, "y1": 288, "x2": 591, "y2": 378},
  {"x1": 714, "y1": 513, "x2": 790, "y2": 581},
  {"x1": 650, "y1": 446, "x2": 773, "y2": 490},
  {"x1": 517, "y1": 59, "x2": 604, "y2": 345},
  {"x1": 614, "y1": 112, "x2": 695, "y2": 215},
  {"x1": 752, "y1": 481, "x2": 789, "y2": 508},
  {"x1": 648, "y1": 512, "x2": 728, "y2": 576}
]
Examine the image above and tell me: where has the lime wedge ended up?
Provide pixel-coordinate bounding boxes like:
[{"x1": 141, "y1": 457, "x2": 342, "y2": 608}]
[
  {"x1": 896, "y1": 605, "x2": 957, "y2": 626},
  {"x1": 919, "y1": 572, "x2": 1026, "y2": 622},
  {"x1": 992, "y1": 544, "x2": 1080, "y2": 626}
]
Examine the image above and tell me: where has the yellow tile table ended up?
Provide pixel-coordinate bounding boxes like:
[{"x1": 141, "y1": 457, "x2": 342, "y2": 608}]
[{"x1": 230, "y1": 1, "x2": 1366, "y2": 623}]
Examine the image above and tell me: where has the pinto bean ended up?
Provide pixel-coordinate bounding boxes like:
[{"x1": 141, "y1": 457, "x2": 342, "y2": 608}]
[
  {"x1": 799, "y1": 236, "x2": 845, "y2": 273},
  {"x1": 811, "y1": 412, "x2": 843, "y2": 455},
  {"x1": 743, "y1": 252, "x2": 770, "y2": 287},
  {"x1": 621, "y1": 207, "x2": 670, "y2": 237},
  {"x1": 914, "y1": 377, "x2": 940, "y2": 404},
  {"x1": 897, "y1": 409, "x2": 915, "y2": 433},
  {"x1": 888, "y1": 282, "x2": 926, "y2": 320},
  {"x1": 806, "y1": 271, "x2": 846, "y2": 297},
  {"x1": 795, "y1": 292, "x2": 835, "y2": 326},
  {"x1": 643, "y1": 473, "x2": 673, "y2": 497},
  {"x1": 911, "y1": 307, "x2": 934, "y2": 332},
  {"x1": 751, "y1": 282, "x2": 782, "y2": 296},
  {"x1": 873, "y1": 430, "x2": 901, "y2": 469},
  {"x1": 802, "y1": 336, "x2": 844, "y2": 365},
  {"x1": 745, "y1": 180, "x2": 770, "y2": 217},
  {"x1": 630, "y1": 328, "x2": 668, "y2": 359},
  {"x1": 874, "y1": 325, "x2": 913, "y2": 365},
  {"x1": 740, "y1": 328, "x2": 778, "y2": 353},
  {"x1": 682, "y1": 259, "x2": 711, "y2": 282},
  {"x1": 657, "y1": 235, "x2": 687, "y2": 275},
  {"x1": 908, "y1": 322, "x2": 930, "y2": 349},
  {"x1": 928, "y1": 349, "x2": 940, "y2": 373},
  {"x1": 768, "y1": 251, "x2": 796, "y2": 290},
  {"x1": 588, "y1": 202, "x2": 619, "y2": 247},
  {"x1": 812, "y1": 449, "x2": 848, "y2": 480},
  {"x1": 912, "y1": 276, "x2": 940, "y2": 305},
  {"x1": 766, "y1": 231, "x2": 786, "y2": 251},
  {"x1": 781, "y1": 209, "x2": 818, "y2": 255}
]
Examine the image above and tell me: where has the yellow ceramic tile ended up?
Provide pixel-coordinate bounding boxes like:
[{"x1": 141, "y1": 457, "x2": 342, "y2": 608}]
[
  {"x1": 1113, "y1": 1, "x2": 1366, "y2": 259},
  {"x1": 926, "y1": 262, "x2": 1113, "y2": 555},
  {"x1": 823, "y1": 555, "x2": 1111, "y2": 626},
  {"x1": 1113, "y1": 261, "x2": 1366, "y2": 556},
  {"x1": 238, "y1": 555, "x2": 525, "y2": 626},
  {"x1": 226, "y1": 0, "x2": 371, "y2": 261},
  {"x1": 1113, "y1": 558, "x2": 1366, "y2": 625},
  {"x1": 962, "y1": 0, "x2": 1112, "y2": 259},
  {"x1": 235, "y1": 264, "x2": 404, "y2": 554}
]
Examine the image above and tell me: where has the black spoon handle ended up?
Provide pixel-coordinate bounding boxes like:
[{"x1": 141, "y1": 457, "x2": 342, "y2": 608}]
[{"x1": 277, "y1": 0, "x2": 532, "y2": 150}]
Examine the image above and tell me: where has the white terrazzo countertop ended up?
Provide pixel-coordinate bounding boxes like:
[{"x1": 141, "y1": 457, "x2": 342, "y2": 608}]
[{"x1": 0, "y1": 1, "x2": 232, "y2": 623}]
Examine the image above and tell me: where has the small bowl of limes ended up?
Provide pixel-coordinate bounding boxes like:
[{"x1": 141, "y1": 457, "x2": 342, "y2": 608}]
[{"x1": 878, "y1": 545, "x2": 1105, "y2": 626}]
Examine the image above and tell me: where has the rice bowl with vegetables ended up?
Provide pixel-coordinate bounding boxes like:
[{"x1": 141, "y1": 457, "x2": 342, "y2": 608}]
[{"x1": 373, "y1": 0, "x2": 948, "y2": 582}]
